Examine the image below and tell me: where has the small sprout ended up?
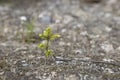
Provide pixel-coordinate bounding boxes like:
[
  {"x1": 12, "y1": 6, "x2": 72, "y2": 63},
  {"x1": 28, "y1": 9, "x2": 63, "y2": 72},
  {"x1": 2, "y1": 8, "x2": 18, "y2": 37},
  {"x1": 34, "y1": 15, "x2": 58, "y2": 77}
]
[
  {"x1": 26, "y1": 20, "x2": 35, "y2": 38},
  {"x1": 25, "y1": 20, "x2": 35, "y2": 42},
  {"x1": 27, "y1": 22, "x2": 34, "y2": 35},
  {"x1": 38, "y1": 27, "x2": 60, "y2": 58}
]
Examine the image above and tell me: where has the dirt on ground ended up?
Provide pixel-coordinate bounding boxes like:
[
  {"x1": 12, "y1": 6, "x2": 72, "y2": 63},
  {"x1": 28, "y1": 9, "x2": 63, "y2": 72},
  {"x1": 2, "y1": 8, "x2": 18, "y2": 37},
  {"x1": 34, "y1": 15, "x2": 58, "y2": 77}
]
[{"x1": 0, "y1": 0, "x2": 120, "y2": 80}]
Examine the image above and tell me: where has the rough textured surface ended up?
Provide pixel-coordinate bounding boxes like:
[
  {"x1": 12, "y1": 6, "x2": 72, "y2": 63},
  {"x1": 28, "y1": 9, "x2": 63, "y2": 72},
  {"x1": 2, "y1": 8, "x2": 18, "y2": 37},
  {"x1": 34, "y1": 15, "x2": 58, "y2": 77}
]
[{"x1": 0, "y1": 0, "x2": 120, "y2": 80}]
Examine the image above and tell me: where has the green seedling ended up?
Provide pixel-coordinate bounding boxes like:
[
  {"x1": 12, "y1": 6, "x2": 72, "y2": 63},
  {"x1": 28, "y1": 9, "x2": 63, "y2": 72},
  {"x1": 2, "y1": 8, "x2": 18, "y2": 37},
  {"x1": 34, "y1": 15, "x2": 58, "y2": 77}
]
[
  {"x1": 38, "y1": 27, "x2": 60, "y2": 58},
  {"x1": 26, "y1": 21, "x2": 34, "y2": 38},
  {"x1": 24, "y1": 21, "x2": 35, "y2": 42},
  {"x1": 16, "y1": 20, "x2": 35, "y2": 42}
]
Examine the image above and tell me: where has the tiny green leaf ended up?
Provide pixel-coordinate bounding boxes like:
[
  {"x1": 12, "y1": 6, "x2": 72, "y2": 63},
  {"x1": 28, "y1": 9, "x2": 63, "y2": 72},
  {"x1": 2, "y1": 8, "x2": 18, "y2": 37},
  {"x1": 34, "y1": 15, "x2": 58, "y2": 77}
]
[
  {"x1": 50, "y1": 34, "x2": 60, "y2": 40},
  {"x1": 39, "y1": 34, "x2": 45, "y2": 39},
  {"x1": 43, "y1": 27, "x2": 52, "y2": 38},
  {"x1": 45, "y1": 49, "x2": 53, "y2": 58},
  {"x1": 46, "y1": 27, "x2": 52, "y2": 35},
  {"x1": 38, "y1": 43, "x2": 46, "y2": 49}
]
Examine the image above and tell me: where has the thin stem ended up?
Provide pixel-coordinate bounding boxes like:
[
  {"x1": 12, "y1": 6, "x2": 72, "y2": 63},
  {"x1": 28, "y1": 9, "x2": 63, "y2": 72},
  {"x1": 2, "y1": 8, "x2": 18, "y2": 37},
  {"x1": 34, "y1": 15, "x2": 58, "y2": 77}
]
[
  {"x1": 46, "y1": 35, "x2": 57, "y2": 60},
  {"x1": 46, "y1": 38, "x2": 50, "y2": 51},
  {"x1": 44, "y1": 35, "x2": 50, "y2": 65}
]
